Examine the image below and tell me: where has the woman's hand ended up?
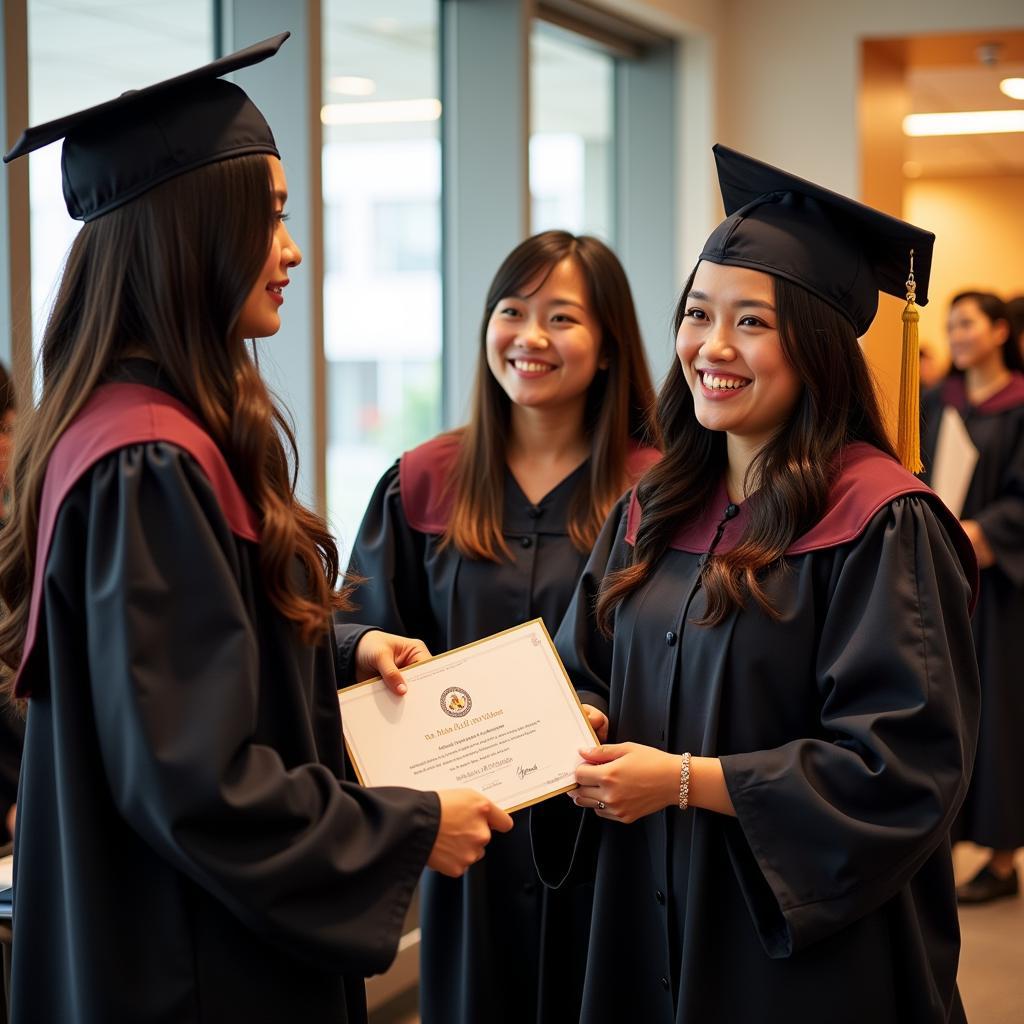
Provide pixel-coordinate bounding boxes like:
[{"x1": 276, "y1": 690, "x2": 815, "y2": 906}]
[
  {"x1": 961, "y1": 519, "x2": 996, "y2": 569},
  {"x1": 428, "y1": 790, "x2": 514, "y2": 877},
  {"x1": 353, "y1": 630, "x2": 432, "y2": 695},
  {"x1": 572, "y1": 743, "x2": 679, "y2": 824},
  {"x1": 580, "y1": 704, "x2": 609, "y2": 743}
]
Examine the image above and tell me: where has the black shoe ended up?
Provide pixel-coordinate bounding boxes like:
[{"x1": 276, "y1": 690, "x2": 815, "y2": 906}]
[{"x1": 956, "y1": 865, "x2": 1020, "y2": 905}]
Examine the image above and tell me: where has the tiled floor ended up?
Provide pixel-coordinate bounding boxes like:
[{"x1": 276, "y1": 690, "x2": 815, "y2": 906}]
[
  {"x1": 954, "y1": 843, "x2": 1024, "y2": 1023},
  {"x1": 374, "y1": 843, "x2": 1024, "y2": 1024}
]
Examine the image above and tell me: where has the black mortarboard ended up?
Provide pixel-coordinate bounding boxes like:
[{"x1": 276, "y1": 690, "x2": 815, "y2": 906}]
[
  {"x1": 3, "y1": 32, "x2": 289, "y2": 222},
  {"x1": 700, "y1": 144, "x2": 933, "y2": 337},
  {"x1": 699, "y1": 144, "x2": 934, "y2": 471}
]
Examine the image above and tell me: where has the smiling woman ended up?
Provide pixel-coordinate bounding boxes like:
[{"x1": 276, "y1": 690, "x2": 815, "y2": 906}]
[
  {"x1": 540, "y1": 145, "x2": 981, "y2": 1024},
  {"x1": 486, "y1": 256, "x2": 606, "y2": 438},
  {"x1": 236, "y1": 162, "x2": 302, "y2": 341},
  {"x1": 338, "y1": 229, "x2": 660, "y2": 1024},
  {"x1": 0, "y1": 34, "x2": 513, "y2": 1024},
  {"x1": 676, "y1": 264, "x2": 802, "y2": 480}
]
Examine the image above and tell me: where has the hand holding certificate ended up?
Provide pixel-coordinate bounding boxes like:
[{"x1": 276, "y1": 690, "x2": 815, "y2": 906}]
[{"x1": 339, "y1": 619, "x2": 597, "y2": 813}]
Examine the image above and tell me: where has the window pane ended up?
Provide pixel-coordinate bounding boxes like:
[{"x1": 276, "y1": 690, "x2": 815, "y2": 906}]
[
  {"x1": 322, "y1": 2, "x2": 442, "y2": 559},
  {"x1": 530, "y1": 25, "x2": 615, "y2": 240},
  {"x1": 27, "y1": 1, "x2": 212, "y2": 356}
]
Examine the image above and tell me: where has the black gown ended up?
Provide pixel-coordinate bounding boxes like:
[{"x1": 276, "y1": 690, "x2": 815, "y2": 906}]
[
  {"x1": 536, "y1": 443, "x2": 979, "y2": 1024},
  {"x1": 0, "y1": 701, "x2": 23, "y2": 845},
  {"x1": 340, "y1": 432, "x2": 659, "y2": 1024},
  {"x1": 922, "y1": 372, "x2": 1024, "y2": 848},
  {"x1": 11, "y1": 366, "x2": 440, "y2": 1024}
]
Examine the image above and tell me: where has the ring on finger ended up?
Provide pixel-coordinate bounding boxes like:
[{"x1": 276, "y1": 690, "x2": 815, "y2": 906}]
[{"x1": 597, "y1": 801, "x2": 605, "y2": 810}]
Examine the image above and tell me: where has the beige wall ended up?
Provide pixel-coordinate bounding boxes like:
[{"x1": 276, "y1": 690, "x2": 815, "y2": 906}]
[
  {"x1": 905, "y1": 173, "x2": 1024, "y2": 349},
  {"x1": 715, "y1": 0, "x2": 1024, "y2": 421},
  {"x1": 608, "y1": 0, "x2": 1024, "y2": 250}
]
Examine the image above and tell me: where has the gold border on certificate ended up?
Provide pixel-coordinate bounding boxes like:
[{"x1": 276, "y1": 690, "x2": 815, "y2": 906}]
[{"x1": 338, "y1": 619, "x2": 598, "y2": 813}]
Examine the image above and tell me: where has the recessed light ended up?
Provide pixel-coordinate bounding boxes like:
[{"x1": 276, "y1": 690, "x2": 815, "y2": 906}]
[
  {"x1": 903, "y1": 110, "x2": 1024, "y2": 136},
  {"x1": 999, "y1": 77, "x2": 1024, "y2": 100}
]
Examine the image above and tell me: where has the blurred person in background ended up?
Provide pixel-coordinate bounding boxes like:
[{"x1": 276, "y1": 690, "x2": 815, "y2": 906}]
[
  {"x1": 1006, "y1": 294, "x2": 1024, "y2": 365},
  {"x1": 921, "y1": 290, "x2": 1024, "y2": 904},
  {"x1": 919, "y1": 334, "x2": 951, "y2": 391}
]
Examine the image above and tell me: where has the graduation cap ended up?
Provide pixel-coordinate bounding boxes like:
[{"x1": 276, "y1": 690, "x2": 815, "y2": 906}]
[
  {"x1": 700, "y1": 144, "x2": 933, "y2": 472},
  {"x1": 3, "y1": 32, "x2": 289, "y2": 222}
]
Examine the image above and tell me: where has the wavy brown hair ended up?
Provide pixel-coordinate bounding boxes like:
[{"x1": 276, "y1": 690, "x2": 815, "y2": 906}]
[
  {"x1": 596, "y1": 267, "x2": 894, "y2": 633},
  {"x1": 444, "y1": 231, "x2": 660, "y2": 561},
  {"x1": 0, "y1": 155, "x2": 346, "y2": 691}
]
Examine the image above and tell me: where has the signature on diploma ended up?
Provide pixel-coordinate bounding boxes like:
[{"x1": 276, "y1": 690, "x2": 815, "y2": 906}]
[{"x1": 516, "y1": 763, "x2": 539, "y2": 780}]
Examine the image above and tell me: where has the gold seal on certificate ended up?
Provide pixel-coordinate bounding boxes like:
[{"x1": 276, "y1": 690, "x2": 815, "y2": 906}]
[{"x1": 338, "y1": 619, "x2": 597, "y2": 813}]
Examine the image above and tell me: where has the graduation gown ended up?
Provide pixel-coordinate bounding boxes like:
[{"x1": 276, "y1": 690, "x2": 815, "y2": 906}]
[
  {"x1": 340, "y1": 432, "x2": 659, "y2": 1024},
  {"x1": 11, "y1": 368, "x2": 440, "y2": 1024},
  {"x1": 0, "y1": 701, "x2": 23, "y2": 845},
  {"x1": 537, "y1": 443, "x2": 979, "y2": 1024},
  {"x1": 922, "y1": 373, "x2": 1024, "y2": 848}
]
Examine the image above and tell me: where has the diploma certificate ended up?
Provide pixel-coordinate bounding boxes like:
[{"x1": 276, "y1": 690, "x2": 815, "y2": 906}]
[
  {"x1": 931, "y1": 405, "x2": 979, "y2": 519},
  {"x1": 338, "y1": 619, "x2": 597, "y2": 813}
]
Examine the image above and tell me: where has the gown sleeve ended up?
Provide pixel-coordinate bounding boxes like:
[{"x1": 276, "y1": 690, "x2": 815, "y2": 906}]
[
  {"x1": 719, "y1": 496, "x2": 979, "y2": 958},
  {"x1": 971, "y1": 415, "x2": 1024, "y2": 586},
  {"x1": 83, "y1": 443, "x2": 440, "y2": 975},
  {"x1": 337, "y1": 461, "x2": 438, "y2": 649}
]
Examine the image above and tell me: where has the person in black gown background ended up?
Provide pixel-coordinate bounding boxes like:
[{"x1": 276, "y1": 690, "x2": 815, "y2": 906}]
[
  {"x1": 536, "y1": 146, "x2": 980, "y2": 1023},
  {"x1": 921, "y1": 291, "x2": 1024, "y2": 904},
  {"x1": 1007, "y1": 295, "x2": 1024, "y2": 365},
  {"x1": 339, "y1": 230, "x2": 660, "y2": 1024},
  {"x1": 0, "y1": 35, "x2": 512, "y2": 1024}
]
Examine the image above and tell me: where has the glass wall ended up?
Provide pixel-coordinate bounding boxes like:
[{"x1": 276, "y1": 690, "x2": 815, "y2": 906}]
[
  {"x1": 322, "y1": 1, "x2": 442, "y2": 556},
  {"x1": 530, "y1": 23, "x2": 615, "y2": 241},
  {"x1": 27, "y1": 0, "x2": 212, "y2": 354}
]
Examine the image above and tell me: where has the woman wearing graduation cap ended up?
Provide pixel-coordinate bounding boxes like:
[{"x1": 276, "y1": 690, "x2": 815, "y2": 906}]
[
  {"x1": 921, "y1": 291, "x2": 1024, "y2": 904},
  {"x1": 338, "y1": 230, "x2": 660, "y2": 1024},
  {"x1": 534, "y1": 146, "x2": 980, "y2": 1023},
  {"x1": 0, "y1": 34, "x2": 512, "y2": 1024}
]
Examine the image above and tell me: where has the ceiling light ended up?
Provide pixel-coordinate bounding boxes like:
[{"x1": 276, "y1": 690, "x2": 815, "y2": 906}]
[
  {"x1": 321, "y1": 99, "x2": 442, "y2": 126},
  {"x1": 903, "y1": 110, "x2": 1024, "y2": 136},
  {"x1": 1000, "y1": 77, "x2": 1024, "y2": 100},
  {"x1": 329, "y1": 76, "x2": 376, "y2": 97}
]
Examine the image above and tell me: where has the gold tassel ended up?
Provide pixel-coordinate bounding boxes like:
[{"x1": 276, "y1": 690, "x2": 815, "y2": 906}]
[{"x1": 896, "y1": 250, "x2": 923, "y2": 474}]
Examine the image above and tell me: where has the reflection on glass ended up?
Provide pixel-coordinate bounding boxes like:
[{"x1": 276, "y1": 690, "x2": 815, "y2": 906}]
[
  {"x1": 530, "y1": 25, "x2": 615, "y2": 240},
  {"x1": 27, "y1": 1, "x2": 212, "y2": 357},
  {"x1": 322, "y1": 2, "x2": 441, "y2": 559}
]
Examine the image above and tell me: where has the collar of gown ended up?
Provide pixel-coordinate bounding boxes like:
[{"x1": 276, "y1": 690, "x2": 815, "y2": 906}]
[
  {"x1": 626, "y1": 441, "x2": 952, "y2": 556},
  {"x1": 940, "y1": 372, "x2": 1024, "y2": 416}
]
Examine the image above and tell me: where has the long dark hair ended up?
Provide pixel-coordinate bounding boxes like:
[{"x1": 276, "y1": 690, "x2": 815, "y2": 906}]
[
  {"x1": 0, "y1": 154, "x2": 346, "y2": 690},
  {"x1": 1007, "y1": 296, "x2": 1024, "y2": 349},
  {"x1": 597, "y1": 267, "x2": 894, "y2": 632},
  {"x1": 949, "y1": 291, "x2": 1024, "y2": 374},
  {"x1": 444, "y1": 230, "x2": 660, "y2": 561}
]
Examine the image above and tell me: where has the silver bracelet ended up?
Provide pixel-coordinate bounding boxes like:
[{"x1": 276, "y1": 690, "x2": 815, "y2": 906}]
[{"x1": 678, "y1": 752, "x2": 691, "y2": 811}]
